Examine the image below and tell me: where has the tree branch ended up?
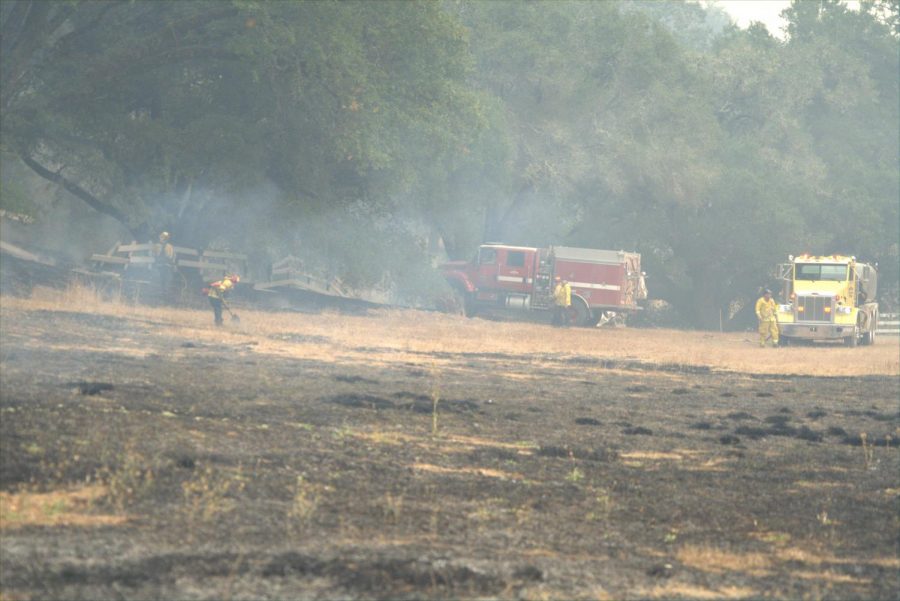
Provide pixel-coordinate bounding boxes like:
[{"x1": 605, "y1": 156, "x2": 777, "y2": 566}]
[{"x1": 19, "y1": 152, "x2": 138, "y2": 238}]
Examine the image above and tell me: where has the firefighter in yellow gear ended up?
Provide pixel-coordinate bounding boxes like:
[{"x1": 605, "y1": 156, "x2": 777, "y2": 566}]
[
  {"x1": 552, "y1": 276, "x2": 572, "y2": 327},
  {"x1": 208, "y1": 274, "x2": 239, "y2": 325},
  {"x1": 755, "y1": 289, "x2": 779, "y2": 347},
  {"x1": 154, "y1": 231, "x2": 176, "y2": 263},
  {"x1": 153, "y1": 231, "x2": 177, "y2": 299}
]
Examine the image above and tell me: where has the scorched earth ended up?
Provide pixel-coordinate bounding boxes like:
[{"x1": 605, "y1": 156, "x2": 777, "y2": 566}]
[{"x1": 1, "y1": 290, "x2": 898, "y2": 600}]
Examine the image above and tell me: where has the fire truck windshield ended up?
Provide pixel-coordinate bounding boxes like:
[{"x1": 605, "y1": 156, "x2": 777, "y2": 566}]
[{"x1": 795, "y1": 264, "x2": 848, "y2": 282}]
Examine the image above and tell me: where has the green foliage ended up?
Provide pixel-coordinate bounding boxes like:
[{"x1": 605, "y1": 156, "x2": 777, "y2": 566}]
[
  {"x1": 1, "y1": 0, "x2": 483, "y2": 244},
  {"x1": 1, "y1": 0, "x2": 896, "y2": 320},
  {"x1": 453, "y1": 0, "x2": 898, "y2": 323},
  {"x1": 0, "y1": 166, "x2": 33, "y2": 216}
]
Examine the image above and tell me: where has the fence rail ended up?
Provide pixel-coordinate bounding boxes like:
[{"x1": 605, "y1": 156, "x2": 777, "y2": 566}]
[{"x1": 877, "y1": 312, "x2": 899, "y2": 336}]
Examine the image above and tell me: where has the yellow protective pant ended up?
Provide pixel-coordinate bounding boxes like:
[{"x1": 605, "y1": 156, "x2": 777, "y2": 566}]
[{"x1": 758, "y1": 320, "x2": 779, "y2": 347}]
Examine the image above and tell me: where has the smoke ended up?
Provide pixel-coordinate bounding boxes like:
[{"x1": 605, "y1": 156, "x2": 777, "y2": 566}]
[
  {"x1": 0, "y1": 157, "x2": 131, "y2": 265},
  {"x1": 0, "y1": 151, "x2": 461, "y2": 310},
  {"x1": 132, "y1": 179, "x2": 459, "y2": 308}
]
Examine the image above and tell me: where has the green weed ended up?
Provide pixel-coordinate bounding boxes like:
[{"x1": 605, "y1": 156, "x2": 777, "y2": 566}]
[
  {"x1": 566, "y1": 467, "x2": 584, "y2": 483},
  {"x1": 860, "y1": 432, "x2": 875, "y2": 470},
  {"x1": 288, "y1": 475, "x2": 321, "y2": 527},
  {"x1": 430, "y1": 363, "x2": 442, "y2": 436},
  {"x1": 96, "y1": 446, "x2": 157, "y2": 512},
  {"x1": 376, "y1": 492, "x2": 404, "y2": 523},
  {"x1": 181, "y1": 464, "x2": 241, "y2": 527}
]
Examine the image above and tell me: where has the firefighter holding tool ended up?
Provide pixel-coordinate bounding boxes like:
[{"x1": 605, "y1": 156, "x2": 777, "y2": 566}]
[{"x1": 207, "y1": 274, "x2": 240, "y2": 325}]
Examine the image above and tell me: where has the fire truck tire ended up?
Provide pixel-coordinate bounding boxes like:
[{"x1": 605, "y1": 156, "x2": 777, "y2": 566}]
[
  {"x1": 844, "y1": 332, "x2": 858, "y2": 347},
  {"x1": 570, "y1": 295, "x2": 591, "y2": 327},
  {"x1": 862, "y1": 310, "x2": 877, "y2": 345},
  {"x1": 442, "y1": 286, "x2": 475, "y2": 317},
  {"x1": 862, "y1": 326, "x2": 876, "y2": 345}
]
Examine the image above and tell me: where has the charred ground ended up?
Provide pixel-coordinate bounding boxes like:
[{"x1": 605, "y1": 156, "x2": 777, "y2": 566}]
[{"x1": 1, "y1": 297, "x2": 898, "y2": 600}]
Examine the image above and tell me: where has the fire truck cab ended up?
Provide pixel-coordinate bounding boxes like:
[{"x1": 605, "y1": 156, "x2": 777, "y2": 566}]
[{"x1": 776, "y1": 254, "x2": 878, "y2": 347}]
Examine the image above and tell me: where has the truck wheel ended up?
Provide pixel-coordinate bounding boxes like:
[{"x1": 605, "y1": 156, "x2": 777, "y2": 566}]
[
  {"x1": 779, "y1": 336, "x2": 791, "y2": 347},
  {"x1": 862, "y1": 310, "x2": 877, "y2": 345},
  {"x1": 570, "y1": 295, "x2": 591, "y2": 327},
  {"x1": 461, "y1": 291, "x2": 477, "y2": 317},
  {"x1": 862, "y1": 328, "x2": 876, "y2": 346},
  {"x1": 442, "y1": 287, "x2": 475, "y2": 317},
  {"x1": 844, "y1": 333, "x2": 858, "y2": 348}
]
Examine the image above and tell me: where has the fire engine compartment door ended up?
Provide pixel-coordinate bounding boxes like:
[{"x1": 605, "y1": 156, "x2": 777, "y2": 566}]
[
  {"x1": 563, "y1": 261, "x2": 625, "y2": 307},
  {"x1": 495, "y1": 248, "x2": 533, "y2": 294},
  {"x1": 552, "y1": 247, "x2": 627, "y2": 307}
]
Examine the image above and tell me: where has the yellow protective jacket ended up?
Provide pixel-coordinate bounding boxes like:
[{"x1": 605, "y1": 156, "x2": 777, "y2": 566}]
[
  {"x1": 755, "y1": 296, "x2": 777, "y2": 322},
  {"x1": 554, "y1": 282, "x2": 571, "y2": 307},
  {"x1": 208, "y1": 278, "x2": 234, "y2": 299},
  {"x1": 154, "y1": 242, "x2": 175, "y2": 264}
]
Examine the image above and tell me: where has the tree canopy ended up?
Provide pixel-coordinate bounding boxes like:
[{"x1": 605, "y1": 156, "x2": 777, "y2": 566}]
[{"x1": 2, "y1": 0, "x2": 897, "y2": 324}]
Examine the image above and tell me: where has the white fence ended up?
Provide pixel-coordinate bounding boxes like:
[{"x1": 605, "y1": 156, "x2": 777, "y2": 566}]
[{"x1": 877, "y1": 312, "x2": 899, "y2": 336}]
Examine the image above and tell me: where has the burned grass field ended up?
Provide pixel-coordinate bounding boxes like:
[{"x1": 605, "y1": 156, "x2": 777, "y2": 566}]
[{"x1": 1, "y1": 291, "x2": 899, "y2": 600}]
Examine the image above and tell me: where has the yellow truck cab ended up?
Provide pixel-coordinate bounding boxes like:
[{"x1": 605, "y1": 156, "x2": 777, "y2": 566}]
[{"x1": 776, "y1": 254, "x2": 878, "y2": 347}]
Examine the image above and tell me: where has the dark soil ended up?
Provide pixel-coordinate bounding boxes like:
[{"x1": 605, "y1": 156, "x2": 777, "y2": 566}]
[{"x1": 1, "y1": 306, "x2": 898, "y2": 600}]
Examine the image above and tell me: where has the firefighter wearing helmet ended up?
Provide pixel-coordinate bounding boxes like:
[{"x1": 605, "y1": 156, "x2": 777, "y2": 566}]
[
  {"x1": 153, "y1": 231, "x2": 176, "y2": 265},
  {"x1": 208, "y1": 274, "x2": 240, "y2": 325},
  {"x1": 552, "y1": 275, "x2": 572, "y2": 327},
  {"x1": 755, "y1": 288, "x2": 779, "y2": 347},
  {"x1": 153, "y1": 231, "x2": 177, "y2": 299}
]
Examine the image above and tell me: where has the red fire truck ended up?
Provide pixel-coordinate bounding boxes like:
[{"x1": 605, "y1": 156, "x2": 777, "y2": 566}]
[{"x1": 439, "y1": 244, "x2": 647, "y2": 326}]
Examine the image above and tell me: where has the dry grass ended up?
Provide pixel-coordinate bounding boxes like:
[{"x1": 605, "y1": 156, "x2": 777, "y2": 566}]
[
  {"x1": 667, "y1": 538, "x2": 900, "y2": 589},
  {"x1": 4, "y1": 284, "x2": 898, "y2": 377},
  {"x1": 352, "y1": 429, "x2": 539, "y2": 460},
  {"x1": 619, "y1": 451, "x2": 684, "y2": 461},
  {"x1": 410, "y1": 462, "x2": 523, "y2": 481},
  {"x1": 675, "y1": 545, "x2": 773, "y2": 577},
  {"x1": 774, "y1": 546, "x2": 900, "y2": 569},
  {"x1": 641, "y1": 583, "x2": 758, "y2": 599},
  {"x1": 791, "y1": 570, "x2": 872, "y2": 584},
  {"x1": 0, "y1": 485, "x2": 128, "y2": 530}
]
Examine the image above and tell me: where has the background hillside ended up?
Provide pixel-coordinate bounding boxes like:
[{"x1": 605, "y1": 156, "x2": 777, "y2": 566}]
[{"x1": 2, "y1": 0, "x2": 897, "y2": 326}]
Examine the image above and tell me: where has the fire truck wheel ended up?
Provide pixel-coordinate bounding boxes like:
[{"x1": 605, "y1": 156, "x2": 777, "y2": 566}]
[
  {"x1": 862, "y1": 327, "x2": 876, "y2": 346},
  {"x1": 862, "y1": 310, "x2": 877, "y2": 345},
  {"x1": 441, "y1": 287, "x2": 474, "y2": 317},
  {"x1": 570, "y1": 295, "x2": 591, "y2": 327},
  {"x1": 843, "y1": 333, "x2": 858, "y2": 347}
]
